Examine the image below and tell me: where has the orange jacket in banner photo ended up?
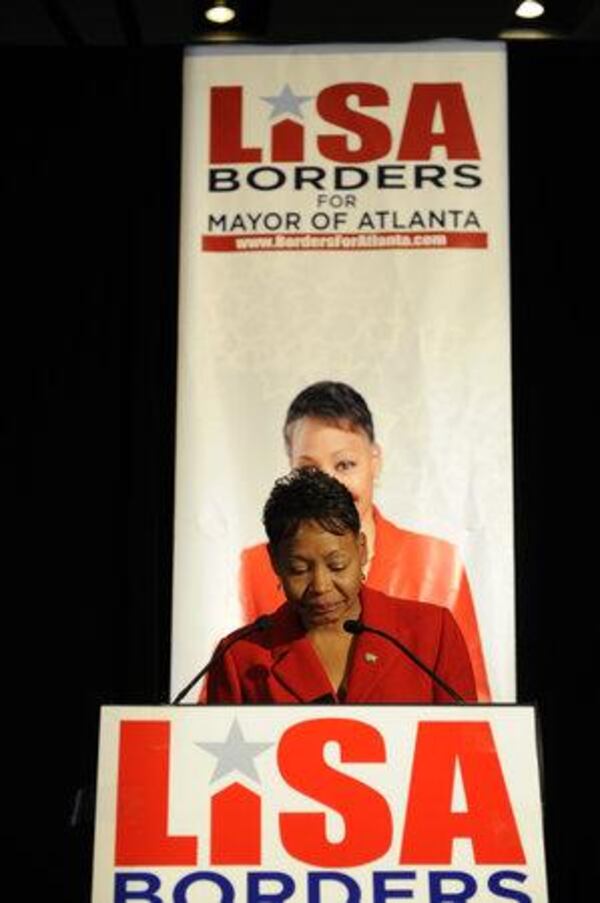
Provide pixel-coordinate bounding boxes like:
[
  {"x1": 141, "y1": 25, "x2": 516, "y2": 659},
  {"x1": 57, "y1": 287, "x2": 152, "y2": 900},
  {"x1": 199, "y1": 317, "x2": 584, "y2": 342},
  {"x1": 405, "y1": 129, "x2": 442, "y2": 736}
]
[{"x1": 240, "y1": 506, "x2": 491, "y2": 702}]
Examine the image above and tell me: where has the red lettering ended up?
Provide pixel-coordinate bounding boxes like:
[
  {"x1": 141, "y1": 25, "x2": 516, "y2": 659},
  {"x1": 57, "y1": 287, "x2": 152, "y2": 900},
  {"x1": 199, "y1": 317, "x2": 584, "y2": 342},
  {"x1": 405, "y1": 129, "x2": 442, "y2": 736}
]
[
  {"x1": 400, "y1": 722, "x2": 526, "y2": 864},
  {"x1": 211, "y1": 782, "x2": 261, "y2": 864},
  {"x1": 272, "y1": 119, "x2": 304, "y2": 162},
  {"x1": 278, "y1": 718, "x2": 392, "y2": 867},
  {"x1": 115, "y1": 721, "x2": 197, "y2": 866},
  {"x1": 317, "y1": 83, "x2": 392, "y2": 163},
  {"x1": 398, "y1": 84, "x2": 480, "y2": 160},
  {"x1": 210, "y1": 87, "x2": 262, "y2": 164}
]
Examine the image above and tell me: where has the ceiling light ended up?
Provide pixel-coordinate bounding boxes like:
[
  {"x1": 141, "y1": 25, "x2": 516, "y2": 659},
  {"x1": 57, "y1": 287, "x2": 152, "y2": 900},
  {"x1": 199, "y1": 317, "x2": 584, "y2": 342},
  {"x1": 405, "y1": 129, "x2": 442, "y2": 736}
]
[
  {"x1": 205, "y1": 1, "x2": 236, "y2": 25},
  {"x1": 515, "y1": 1, "x2": 545, "y2": 19}
]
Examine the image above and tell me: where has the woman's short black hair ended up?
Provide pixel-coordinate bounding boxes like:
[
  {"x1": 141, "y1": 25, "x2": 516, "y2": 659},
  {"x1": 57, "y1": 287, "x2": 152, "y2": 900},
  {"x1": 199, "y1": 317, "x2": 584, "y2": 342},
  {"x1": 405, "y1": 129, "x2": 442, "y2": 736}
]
[
  {"x1": 283, "y1": 381, "x2": 375, "y2": 451},
  {"x1": 263, "y1": 467, "x2": 360, "y2": 550}
]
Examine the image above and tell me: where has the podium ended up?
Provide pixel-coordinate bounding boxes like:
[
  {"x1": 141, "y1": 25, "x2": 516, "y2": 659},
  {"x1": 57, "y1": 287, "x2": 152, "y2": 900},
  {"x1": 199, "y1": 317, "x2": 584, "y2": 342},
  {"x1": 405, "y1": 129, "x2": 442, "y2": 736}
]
[{"x1": 92, "y1": 705, "x2": 548, "y2": 902}]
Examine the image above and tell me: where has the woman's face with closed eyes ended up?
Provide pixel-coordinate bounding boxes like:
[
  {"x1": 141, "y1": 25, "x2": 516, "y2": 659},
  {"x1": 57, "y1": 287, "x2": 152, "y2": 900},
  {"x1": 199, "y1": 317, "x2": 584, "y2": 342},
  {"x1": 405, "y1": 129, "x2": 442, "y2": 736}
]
[
  {"x1": 286, "y1": 417, "x2": 381, "y2": 524},
  {"x1": 272, "y1": 519, "x2": 366, "y2": 630}
]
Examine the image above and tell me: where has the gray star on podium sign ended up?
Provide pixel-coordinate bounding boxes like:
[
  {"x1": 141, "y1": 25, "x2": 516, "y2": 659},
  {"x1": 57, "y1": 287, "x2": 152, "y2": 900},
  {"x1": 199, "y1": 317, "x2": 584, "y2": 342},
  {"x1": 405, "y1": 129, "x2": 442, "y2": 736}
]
[{"x1": 196, "y1": 719, "x2": 273, "y2": 783}]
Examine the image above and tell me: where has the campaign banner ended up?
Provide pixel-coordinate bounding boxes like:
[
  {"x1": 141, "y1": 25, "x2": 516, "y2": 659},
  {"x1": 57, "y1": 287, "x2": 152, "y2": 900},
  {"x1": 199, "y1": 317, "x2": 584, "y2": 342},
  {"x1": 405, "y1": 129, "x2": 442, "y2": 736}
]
[
  {"x1": 92, "y1": 705, "x2": 548, "y2": 903},
  {"x1": 172, "y1": 43, "x2": 513, "y2": 702}
]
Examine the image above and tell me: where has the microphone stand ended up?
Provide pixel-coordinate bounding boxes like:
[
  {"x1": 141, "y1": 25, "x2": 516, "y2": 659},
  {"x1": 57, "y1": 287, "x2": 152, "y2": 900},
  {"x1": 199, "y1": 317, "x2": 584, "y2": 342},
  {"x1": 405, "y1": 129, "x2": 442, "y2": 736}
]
[
  {"x1": 171, "y1": 615, "x2": 271, "y2": 704},
  {"x1": 344, "y1": 619, "x2": 465, "y2": 704}
]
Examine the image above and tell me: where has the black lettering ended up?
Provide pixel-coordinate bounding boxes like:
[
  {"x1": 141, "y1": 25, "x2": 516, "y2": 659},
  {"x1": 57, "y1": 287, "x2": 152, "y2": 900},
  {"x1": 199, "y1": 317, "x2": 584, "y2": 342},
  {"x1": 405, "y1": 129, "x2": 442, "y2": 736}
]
[
  {"x1": 209, "y1": 168, "x2": 239, "y2": 192},
  {"x1": 377, "y1": 165, "x2": 407, "y2": 189},
  {"x1": 334, "y1": 167, "x2": 369, "y2": 190},
  {"x1": 414, "y1": 165, "x2": 446, "y2": 188},
  {"x1": 263, "y1": 212, "x2": 283, "y2": 230},
  {"x1": 453, "y1": 164, "x2": 482, "y2": 188},
  {"x1": 208, "y1": 214, "x2": 227, "y2": 231},
  {"x1": 294, "y1": 167, "x2": 326, "y2": 190},
  {"x1": 247, "y1": 167, "x2": 286, "y2": 191}
]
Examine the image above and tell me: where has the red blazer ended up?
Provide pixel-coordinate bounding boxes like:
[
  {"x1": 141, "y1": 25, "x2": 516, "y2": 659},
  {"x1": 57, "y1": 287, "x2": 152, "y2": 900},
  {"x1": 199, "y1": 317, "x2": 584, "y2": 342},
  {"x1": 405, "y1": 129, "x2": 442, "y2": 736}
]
[
  {"x1": 240, "y1": 507, "x2": 490, "y2": 701},
  {"x1": 206, "y1": 587, "x2": 477, "y2": 705}
]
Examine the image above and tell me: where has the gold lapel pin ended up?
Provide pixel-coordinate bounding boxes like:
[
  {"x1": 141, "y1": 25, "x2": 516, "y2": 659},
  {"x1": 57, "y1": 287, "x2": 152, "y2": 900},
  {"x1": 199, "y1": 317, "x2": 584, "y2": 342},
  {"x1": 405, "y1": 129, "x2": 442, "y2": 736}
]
[{"x1": 364, "y1": 652, "x2": 378, "y2": 663}]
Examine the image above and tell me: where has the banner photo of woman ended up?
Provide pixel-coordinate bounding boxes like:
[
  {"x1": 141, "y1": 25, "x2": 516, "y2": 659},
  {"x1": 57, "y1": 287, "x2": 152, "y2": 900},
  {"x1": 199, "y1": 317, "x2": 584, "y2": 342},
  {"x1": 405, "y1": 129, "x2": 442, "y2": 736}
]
[{"x1": 172, "y1": 42, "x2": 513, "y2": 701}]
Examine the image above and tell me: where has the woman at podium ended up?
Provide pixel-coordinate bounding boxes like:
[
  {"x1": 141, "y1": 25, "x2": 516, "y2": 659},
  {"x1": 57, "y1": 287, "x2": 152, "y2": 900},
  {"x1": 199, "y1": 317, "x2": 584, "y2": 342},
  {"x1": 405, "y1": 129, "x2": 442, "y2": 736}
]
[
  {"x1": 239, "y1": 381, "x2": 490, "y2": 701},
  {"x1": 206, "y1": 467, "x2": 476, "y2": 705}
]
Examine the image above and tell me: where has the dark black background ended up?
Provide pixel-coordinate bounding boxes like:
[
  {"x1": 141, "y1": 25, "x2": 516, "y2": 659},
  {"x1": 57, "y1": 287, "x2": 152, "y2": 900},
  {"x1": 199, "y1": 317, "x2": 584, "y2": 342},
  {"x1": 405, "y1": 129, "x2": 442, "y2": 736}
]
[{"x1": 2, "y1": 40, "x2": 598, "y2": 901}]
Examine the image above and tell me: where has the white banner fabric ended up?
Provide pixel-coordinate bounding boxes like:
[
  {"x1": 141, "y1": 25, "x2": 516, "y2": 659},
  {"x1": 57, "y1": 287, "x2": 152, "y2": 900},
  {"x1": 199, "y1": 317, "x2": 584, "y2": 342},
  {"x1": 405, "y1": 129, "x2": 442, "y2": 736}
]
[{"x1": 172, "y1": 42, "x2": 514, "y2": 702}]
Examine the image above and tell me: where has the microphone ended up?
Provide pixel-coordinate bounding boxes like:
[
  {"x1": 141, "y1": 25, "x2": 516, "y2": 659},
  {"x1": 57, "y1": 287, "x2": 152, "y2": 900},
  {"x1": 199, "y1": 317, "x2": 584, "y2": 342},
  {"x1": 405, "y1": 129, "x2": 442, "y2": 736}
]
[
  {"x1": 343, "y1": 619, "x2": 465, "y2": 704},
  {"x1": 171, "y1": 615, "x2": 271, "y2": 705}
]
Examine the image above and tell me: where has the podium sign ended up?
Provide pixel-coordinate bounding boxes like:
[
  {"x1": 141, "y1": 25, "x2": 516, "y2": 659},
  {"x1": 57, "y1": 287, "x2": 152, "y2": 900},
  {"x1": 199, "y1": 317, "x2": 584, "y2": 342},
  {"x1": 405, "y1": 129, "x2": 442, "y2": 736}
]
[{"x1": 93, "y1": 705, "x2": 548, "y2": 903}]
